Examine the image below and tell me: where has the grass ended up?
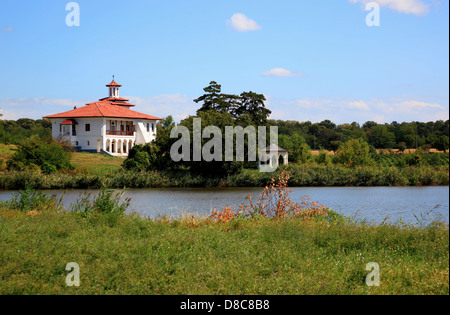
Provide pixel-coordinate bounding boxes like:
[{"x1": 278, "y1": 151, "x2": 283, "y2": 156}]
[
  {"x1": 0, "y1": 178, "x2": 448, "y2": 295},
  {"x1": 0, "y1": 207, "x2": 448, "y2": 295},
  {"x1": 70, "y1": 152, "x2": 124, "y2": 173}
]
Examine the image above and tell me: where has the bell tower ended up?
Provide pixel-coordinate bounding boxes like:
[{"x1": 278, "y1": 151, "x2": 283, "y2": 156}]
[{"x1": 106, "y1": 76, "x2": 122, "y2": 98}]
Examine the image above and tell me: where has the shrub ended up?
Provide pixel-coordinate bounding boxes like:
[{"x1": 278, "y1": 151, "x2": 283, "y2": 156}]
[
  {"x1": 0, "y1": 189, "x2": 63, "y2": 213},
  {"x1": 70, "y1": 188, "x2": 131, "y2": 217},
  {"x1": 211, "y1": 171, "x2": 331, "y2": 223},
  {"x1": 7, "y1": 135, "x2": 73, "y2": 173},
  {"x1": 316, "y1": 150, "x2": 331, "y2": 165},
  {"x1": 334, "y1": 138, "x2": 374, "y2": 167}
]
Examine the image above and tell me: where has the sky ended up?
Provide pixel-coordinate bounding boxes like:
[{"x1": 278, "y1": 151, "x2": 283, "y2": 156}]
[{"x1": 0, "y1": 0, "x2": 448, "y2": 124}]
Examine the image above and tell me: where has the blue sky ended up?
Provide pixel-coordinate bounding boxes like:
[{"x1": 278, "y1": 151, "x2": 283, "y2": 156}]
[{"x1": 0, "y1": 0, "x2": 448, "y2": 124}]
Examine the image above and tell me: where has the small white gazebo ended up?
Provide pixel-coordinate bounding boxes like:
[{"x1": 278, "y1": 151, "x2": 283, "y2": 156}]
[{"x1": 259, "y1": 144, "x2": 291, "y2": 170}]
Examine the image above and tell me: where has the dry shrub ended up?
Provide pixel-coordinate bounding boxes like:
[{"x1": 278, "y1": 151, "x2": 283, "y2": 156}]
[{"x1": 211, "y1": 171, "x2": 329, "y2": 223}]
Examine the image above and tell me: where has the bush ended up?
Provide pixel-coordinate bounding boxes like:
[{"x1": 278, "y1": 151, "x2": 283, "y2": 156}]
[
  {"x1": 334, "y1": 138, "x2": 374, "y2": 167},
  {"x1": 70, "y1": 188, "x2": 131, "y2": 217},
  {"x1": 0, "y1": 189, "x2": 63, "y2": 213},
  {"x1": 7, "y1": 135, "x2": 73, "y2": 173},
  {"x1": 315, "y1": 150, "x2": 331, "y2": 165}
]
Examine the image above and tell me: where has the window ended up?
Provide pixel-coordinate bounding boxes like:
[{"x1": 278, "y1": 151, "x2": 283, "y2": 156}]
[
  {"x1": 151, "y1": 123, "x2": 155, "y2": 133},
  {"x1": 85, "y1": 124, "x2": 91, "y2": 132},
  {"x1": 87, "y1": 141, "x2": 90, "y2": 146},
  {"x1": 146, "y1": 123, "x2": 150, "y2": 133}
]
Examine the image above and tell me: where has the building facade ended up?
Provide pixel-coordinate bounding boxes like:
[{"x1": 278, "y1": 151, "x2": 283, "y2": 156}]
[{"x1": 44, "y1": 79, "x2": 162, "y2": 157}]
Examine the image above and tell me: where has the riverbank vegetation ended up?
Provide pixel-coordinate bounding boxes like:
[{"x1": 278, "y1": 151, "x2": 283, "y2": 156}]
[
  {"x1": 0, "y1": 162, "x2": 448, "y2": 190},
  {"x1": 0, "y1": 173, "x2": 448, "y2": 295}
]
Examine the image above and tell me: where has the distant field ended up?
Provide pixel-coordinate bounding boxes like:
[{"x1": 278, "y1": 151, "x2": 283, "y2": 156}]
[{"x1": 71, "y1": 152, "x2": 124, "y2": 172}]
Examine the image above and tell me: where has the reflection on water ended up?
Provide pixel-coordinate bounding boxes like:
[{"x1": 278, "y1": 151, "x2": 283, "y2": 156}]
[{"x1": 1, "y1": 186, "x2": 448, "y2": 225}]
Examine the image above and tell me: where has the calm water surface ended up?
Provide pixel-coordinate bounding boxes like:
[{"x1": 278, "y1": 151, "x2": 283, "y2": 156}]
[{"x1": 1, "y1": 186, "x2": 448, "y2": 224}]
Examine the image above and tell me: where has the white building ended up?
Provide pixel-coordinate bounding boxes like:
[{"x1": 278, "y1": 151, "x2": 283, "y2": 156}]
[
  {"x1": 259, "y1": 144, "x2": 291, "y2": 170},
  {"x1": 44, "y1": 79, "x2": 162, "y2": 157}
]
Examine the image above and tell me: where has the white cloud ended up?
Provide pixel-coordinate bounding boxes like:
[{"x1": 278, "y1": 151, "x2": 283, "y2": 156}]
[
  {"x1": 348, "y1": 100, "x2": 370, "y2": 110},
  {"x1": 227, "y1": 13, "x2": 262, "y2": 32},
  {"x1": 395, "y1": 100, "x2": 445, "y2": 110},
  {"x1": 263, "y1": 68, "x2": 304, "y2": 77},
  {"x1": 266, "y1": 96, "x2": 448, "y2": 124},
  {"x1": 0, "y1": 97, "x2": 87, "y2": 120},
  {"x1": 349, "y1": 0, "x2": 431, "y2": 15},
  {"x1": 1, "y1": 95, "x2": 447, "y2": 126}
]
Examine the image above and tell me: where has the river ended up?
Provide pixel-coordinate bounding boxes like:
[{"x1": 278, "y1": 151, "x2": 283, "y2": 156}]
[{"x1": 0, "y1": 186, "x2": 448, "y2": 225}]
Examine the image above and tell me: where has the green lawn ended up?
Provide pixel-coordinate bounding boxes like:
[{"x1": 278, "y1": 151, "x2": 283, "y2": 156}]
[
  {"x1": 70, "y1": 152, "x2": 124, "y2": 172},
  {"x1": 0, "y1": 209, "x2": 447, "y2": 295}
]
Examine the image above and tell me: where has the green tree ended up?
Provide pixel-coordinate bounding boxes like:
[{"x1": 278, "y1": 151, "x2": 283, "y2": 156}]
[
  {"x1": 366, "y1": 125, "x2": 396, "y2": 149},
  {"x1": 335, "y1": 138, "x2": 374, "y2": 167},
  {"x1": 179, "y1": 110, "x2": 243, "y2": 177},
  {"x1": 7, "y1": 135, "x2": 73, "y2": 173},
  {"x1": 436, "y1": 135, "x2": 449, "y2": 153},
  {"x1": 292, "y1": 143, "x2": 312, "y2": 164},
  {"x1": 236, "y1": 92, "x2": 272, "y2": 125},
  {"x1": 195, "y1": 81, "x2": 233, "y2": 114}
]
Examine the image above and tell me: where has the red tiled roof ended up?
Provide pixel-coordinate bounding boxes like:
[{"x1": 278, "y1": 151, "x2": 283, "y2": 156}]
[
  {"x1": 97, "y1": 97, "x2": 135, "y2": 107},
  {"x1": 44, "y1": 101, "x2": 162, "y2": 120},
  {"x1": 106, "y1": 80, "x2": 122, "y2": 87},
  {"x1": 61, "y1": 119, "x2": 78, "y2": 125},
  {"x1": 99, "y1": 96, "x2": 130, "y2": 102}
]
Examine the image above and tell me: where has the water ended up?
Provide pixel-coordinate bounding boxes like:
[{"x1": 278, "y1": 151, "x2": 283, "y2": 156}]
[{"x1": 0, "y1": 186, "x2": 448, "y2": 225}]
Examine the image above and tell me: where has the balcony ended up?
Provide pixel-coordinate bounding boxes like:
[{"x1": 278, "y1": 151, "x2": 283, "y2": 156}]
[{"x1": 106, "y1": 130, "x2": 135, "y2": 136}]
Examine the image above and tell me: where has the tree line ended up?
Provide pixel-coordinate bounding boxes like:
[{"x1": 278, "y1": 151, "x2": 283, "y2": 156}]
[
  {"x1": 271, "y1": 119, "x2": 449, "y2": 153},
  {"x1": 0, "y1": 118, "x2": 51, "y2": 145}
]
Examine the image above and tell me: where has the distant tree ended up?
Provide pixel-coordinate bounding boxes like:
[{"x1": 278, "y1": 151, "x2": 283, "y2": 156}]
[
  {"x1": 335, "y1": 138, "x2": 374, "y2": 167},
  {"x1": 397, "y1": 142, "x2": 407, "y2": 154},
  {"x1": 236, "y1": 91, "x2": 271, "y2": 125},
  {"x1": 366, "y1": 125, "x2": 396, "y2": 149},
  {"x1": 160, "y1": 115, "x2": 175, "y2": 129},
  {"x1": 292, "y1": 143, "x2": 312, "y2": 164},
  {"x1": 195, "y1": 82, "x2": 271, "y2": 126},
  {"x1": 363, "y1": 121, "x2": 378, "y2": 130},
  {"x1": 436, "y1": 135, "x2": 449, "y2": 153},
  {"x1": 195, "y1": 81, "x2": 232, "y2": 114},
  {"x1": 319, "y1": 120, "x2": 337, "y2": 130}
]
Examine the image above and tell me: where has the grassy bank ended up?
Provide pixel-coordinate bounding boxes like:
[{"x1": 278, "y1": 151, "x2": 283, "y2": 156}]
[
  {"x1": 0, "y1": 182, "x2": 448, "y2": 295},
  {"x1": 0, "y1": 163, "x2": 448, "y2": 190},
  {"x1": 0, "y1": 202, "x2": 448, "y2": 295}
]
